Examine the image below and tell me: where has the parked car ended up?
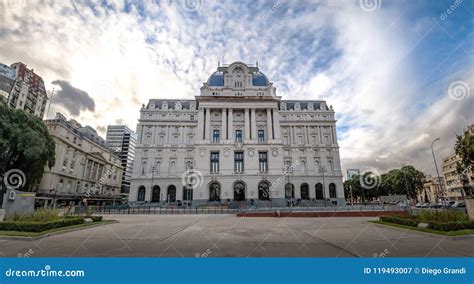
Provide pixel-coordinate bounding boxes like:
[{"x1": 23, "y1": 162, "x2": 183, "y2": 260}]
[
  {"x1": 453, "y1": 202, "x2": 466, "y2": 208},
  {"x1": 430, "y1": 202, "x2": 443, "y2": 208}
]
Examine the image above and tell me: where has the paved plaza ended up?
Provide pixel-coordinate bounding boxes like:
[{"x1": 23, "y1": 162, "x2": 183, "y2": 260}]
[{"x1": 1, "y1": 215, "x2": 473, "y2": 257}]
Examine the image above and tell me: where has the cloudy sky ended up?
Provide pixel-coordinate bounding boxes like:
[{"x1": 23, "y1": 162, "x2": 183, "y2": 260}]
[{"x1": 0, "y1": 0, "x2": 472, "y2": 177}]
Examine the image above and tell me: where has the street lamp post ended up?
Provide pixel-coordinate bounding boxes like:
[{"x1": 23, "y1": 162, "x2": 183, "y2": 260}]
[
  {"x1": 320, "y1": 166, "x2": 327, "y2": 207},
  {"x1": 431, "y1": 138, "x2": 443, "y2": 203}
]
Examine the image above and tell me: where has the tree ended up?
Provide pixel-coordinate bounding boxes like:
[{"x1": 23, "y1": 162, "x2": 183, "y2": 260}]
[
  {"x1": 386, "y1": 166, "x2": 425, "y2": 199},
  {"x1": 0, "y1": 99, "x2": 55, "y2": 191},
  {"x1": 454, "y1": 127, "x2": 474, "y2": 197}
]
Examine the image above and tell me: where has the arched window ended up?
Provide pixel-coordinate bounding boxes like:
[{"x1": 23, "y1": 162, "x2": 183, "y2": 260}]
[
  {"x1": 209, "y1": 182, "x2": 221, "y2": 201},
  {"x1": 137, "y1": 186, "x2": 146, "y2": 201},
  {"x1": 141, "y1": 161, "x2": 147, "y2": 175},
  {"x1": 169, "y1": 161, "x2": 176, "y2": 176},
  {"x1": 233, "y1": 181, "x2": 246, "y2": 201},
  {"x1": 300, "y1": 161, "x2": 306, "y2": 174},
  {"x1": 315, "y1": 183, "x2": 324, "y2": 200},
  {"x1": 167, "y1": 185, "x2": 176, "y2": 202},
  {"x1": 285, "y1": 183, "x2": 295, "y2": 199},
  {"x1": 151, "y1": 185, "x2": 160, "y2": 202},
  {"x1": 258, "y1": 181, "x2": 271, "y2": 200},
  {"x1": 300, "y1": 183, "x2": 309, "y2": 200},
  {"x1": 329, "y1": 183, "x2": 337, "y2": 198}
]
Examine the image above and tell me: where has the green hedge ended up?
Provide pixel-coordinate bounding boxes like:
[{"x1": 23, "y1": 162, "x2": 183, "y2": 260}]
[
  {"x1": 0, "y1": 218, "x2": 85, "y2": 232},
  {"x1": 380, "y1": 216, "x2": 419, "y2": 227},
  {"x1": 428, "y1": 221, "x2": 474, "y2": 232},
  {"x1": 89, "y1": 216, "x2": 103, "y2": 222}
]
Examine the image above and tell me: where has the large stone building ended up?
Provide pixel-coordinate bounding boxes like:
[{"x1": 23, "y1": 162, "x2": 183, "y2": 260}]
[
  {"x1": 0, "y1": 62, "x2": 48, "y2": 118},
  {"x1": 106, "y1": 125, "x2": 137, "y2": 196},
  {"x1": 36, "y1": 113, "x2": 123, "y2": 207},
  {"x1": 129, "y1": 62, "x2": 344, "y2": 206},
  {"x1": 418, "y1": 176, "x2": 444, "y2": 203}
]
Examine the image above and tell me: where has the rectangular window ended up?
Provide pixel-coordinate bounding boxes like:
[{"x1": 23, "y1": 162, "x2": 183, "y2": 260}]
[
  {"x1": 235, "y1": 130, "x2": 242, "y2": 143},
  {"x1": 258, "y1": 129, "x2": 265, "y2": 143},
  {"x1": 210, "y1": 152, "x2": 219, "y2": 173},
  {"x1": 213, "y1": 130, "x2": 220, "y2": 143},
  {"x1": 259, "y1": 152, "x2": 268, "y2": 173},
  {"x1": 234, "y1": 151, "x2": 244, "y2": 173}
]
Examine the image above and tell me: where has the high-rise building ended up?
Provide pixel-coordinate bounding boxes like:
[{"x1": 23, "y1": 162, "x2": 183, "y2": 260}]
[
  {"x1": 1, "y1": 62, "x2": 48, "y2": 118},
  {"x1": 106, "y1": 125, "x2": 137, "y2": 195},
  {"x1": 129, "y1": 62, "x2": 344, "y2": 206},
  {"x1": 0, "y1": 63, "x2": 16, "y2": 99}
]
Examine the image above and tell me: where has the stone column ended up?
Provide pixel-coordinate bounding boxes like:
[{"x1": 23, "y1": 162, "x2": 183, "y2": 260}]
[
  {"x1": 221, "y1": 108, "x2": 227, "y2": 141},
  {"x1": 266, "y1": 108, "x2": 272, "y2": 141},
  {"x1": 180, "y1": 126, "x2": 185, "y2": 144},
  {"x1": 197, "y1": 107, "x2": 204, "y2": 140},
  {"x1": 228, "y1": 108, "x2": 234, "y2": 141},
  {"x1": 305, "y1": 126, "x2": 310, "y2": 145},
  {"x1": 244, "y1": 108, "x2": 250, "y2": 141},
  {"x1": 251, "y1": 108, "x2": 257, "y2": 141},
  {"x1": 332, "y1": 126, "x2": 337, "y2": 144},
  {"x1": 272, "y1": 108, "x2": 281, "y2": 139},
  {"x1": 205, "y1": 108, "x2": 211, "y2": 141}
]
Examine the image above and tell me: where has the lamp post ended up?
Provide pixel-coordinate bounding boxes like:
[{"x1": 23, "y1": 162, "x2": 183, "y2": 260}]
[
  {"x1": 320, "y1": 166, "x2": 327, "y2": 207},
  {"x1": 431, "y1": 138, "x2": 443, "y2": 203}
]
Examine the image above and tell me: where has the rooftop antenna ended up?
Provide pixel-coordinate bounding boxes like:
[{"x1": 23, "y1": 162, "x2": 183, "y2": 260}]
[
  {"x1": 218, "y1": 61, "x2": 220, "y2": 67},
  {"x1": 256, "y1": 61, "x2": 259, "y2": 68}
]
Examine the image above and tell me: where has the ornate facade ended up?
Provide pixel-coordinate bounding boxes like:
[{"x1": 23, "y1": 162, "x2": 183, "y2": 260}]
[{"x1": 129, "y1": 62, "x2": 344, "y2": 206}]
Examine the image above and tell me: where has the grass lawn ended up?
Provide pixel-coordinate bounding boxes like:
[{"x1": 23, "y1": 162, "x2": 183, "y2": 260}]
[
  {"x1": 370, "y1": 220, "x2": 474, "y2": 236},
  {"x1": 0, "y1": 220, "x2": 115, "y2": 238}
]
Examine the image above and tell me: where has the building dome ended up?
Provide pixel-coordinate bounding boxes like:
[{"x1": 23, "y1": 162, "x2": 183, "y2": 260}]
[
  {"x1": 207, "y1": 71, "x2": 224, "y2": 86},
  {"x1": 252, "y1": 71, "x2": 269, "y2": 86}
]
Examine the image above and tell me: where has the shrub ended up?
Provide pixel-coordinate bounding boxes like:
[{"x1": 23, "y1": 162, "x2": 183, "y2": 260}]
[
  {"x1": 428, "y1": 221, "x2": 474, "y2": 232},
  {"x1": 89, "y1": 216, "x2": 103, "y2": 222},
  {"x1": 380, "y1": 216, "x2": 418, "y2": 227},
  {"x1": 0, "y1": 218, "x2": 84, "y2": 232},
  {"x1": 417, "y1": 210, "x2": 468, "y2": 223},
  {"x1": 6, "y1": 209, "x2": 62, "y2": 222}
]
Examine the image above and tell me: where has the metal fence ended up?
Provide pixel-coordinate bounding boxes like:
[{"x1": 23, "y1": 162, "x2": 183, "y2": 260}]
[{"x1": 73, "y1": 204, "x2": 405, "y2": 215}]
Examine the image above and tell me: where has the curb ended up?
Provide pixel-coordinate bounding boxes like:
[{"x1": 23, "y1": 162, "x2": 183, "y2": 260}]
[{"x1": 0, "y1": 220, "x2": 118, "y2": 241}]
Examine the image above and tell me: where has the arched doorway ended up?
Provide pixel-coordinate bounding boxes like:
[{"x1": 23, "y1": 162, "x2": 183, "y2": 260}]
[
  {"x1": 209, "y1": 182, "x2": 221, "y2": 201},
  {"x1": 233, "y1": 181, "x2": 246, "y2": 201},
  {"x1": 137, "y1": 186, "x2": 146, "y2": 201},
  {"x1": 285, "y1": 183, "x2": 295, "y2": 199},
  {"x1": 258, "y1": 181, "x2": 271, "y2": 200},
  {"x1": 151, "y1": 185, "x2": 160, "y2": 202},
  {"x1": 329, "y1": 183, "x2": 337, "y2": 198},
  {"x1": 300, "y1": 183, "x2": 309, "y2": 200},
  {"x1": 315, "y1": 183, "x2": 324, "y2": 200},
  {"x1": 167, "y1": 185, "x2": 176, "y2": 202}
]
